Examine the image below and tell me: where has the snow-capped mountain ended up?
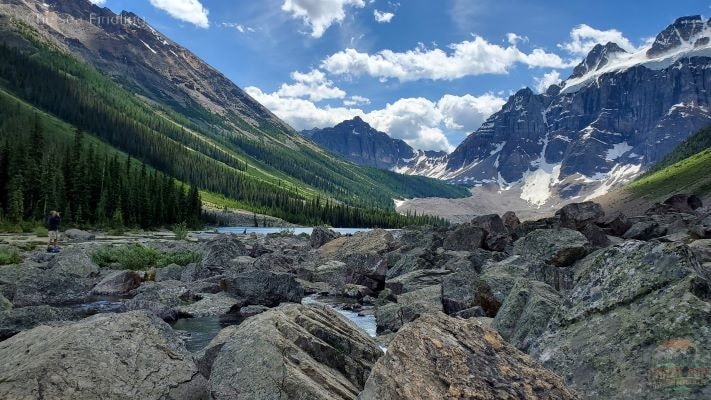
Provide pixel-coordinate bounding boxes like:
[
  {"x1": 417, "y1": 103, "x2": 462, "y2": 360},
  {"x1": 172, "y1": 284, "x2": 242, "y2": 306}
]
[{"x1": 405, "y1": 15, "x2": 711, "y2": 207}]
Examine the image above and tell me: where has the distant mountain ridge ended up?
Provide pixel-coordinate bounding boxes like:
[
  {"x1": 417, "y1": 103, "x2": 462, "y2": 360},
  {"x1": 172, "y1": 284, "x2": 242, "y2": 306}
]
[{"x1": 395, "y1": 15, "x2": 711, "y2": 207}]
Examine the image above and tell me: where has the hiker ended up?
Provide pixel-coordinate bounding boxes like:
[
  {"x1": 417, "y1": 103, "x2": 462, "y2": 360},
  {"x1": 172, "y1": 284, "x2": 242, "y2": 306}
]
[{"x1": 47, "y1": 210, "x2": 61, "y2": 252}]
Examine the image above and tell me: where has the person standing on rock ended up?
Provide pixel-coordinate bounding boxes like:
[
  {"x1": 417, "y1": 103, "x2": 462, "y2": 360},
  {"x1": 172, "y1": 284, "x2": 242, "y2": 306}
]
[{"x1": 47, "y1": 211, "x2": 61, "y2": 253}]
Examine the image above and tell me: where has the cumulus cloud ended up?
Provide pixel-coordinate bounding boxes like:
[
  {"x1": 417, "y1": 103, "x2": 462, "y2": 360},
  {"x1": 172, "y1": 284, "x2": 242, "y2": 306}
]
[
  {"x1": 373, "y1": 10, "x2": 395, "y2": 23},
  {"x1": 321, "y1": 36, "x2": 574, "y2": 82},
  {"x1": 436, "y1": 93, "x2": 506, "y2": 131},
  {"x1": 558, "y1": 24, "x2": 637, "y2": 56},
  {"x1": 246, "y1": 83, "x2": 505, "y2": 152},
  {"x1": 274, "y1": 69, "x2": 347, "y2": 102},
  {"x1": 343, "y1": 95, "x2": 371, "y2": 106},
  {"x1": 149, "y1": 0, "x2": 209, "y2": 28},
  {"x1": 281, "y1": 0, "x2": 365, "y2": 38},
  {"x1": 533, "y1": 70, "x2": 562, "y2": 93}
]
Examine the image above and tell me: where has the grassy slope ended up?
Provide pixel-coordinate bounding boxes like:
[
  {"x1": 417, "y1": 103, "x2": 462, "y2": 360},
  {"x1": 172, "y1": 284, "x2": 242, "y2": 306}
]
[{"x1": 598, "y1": 146, "x2": 711, "y2": 215}]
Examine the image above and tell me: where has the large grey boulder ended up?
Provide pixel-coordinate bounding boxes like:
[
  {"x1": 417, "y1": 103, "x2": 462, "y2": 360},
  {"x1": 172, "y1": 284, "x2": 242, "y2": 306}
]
[
  {"x1": 0, "y1": 311, "x2": 207, "y2": 399},
  {"x1": 514, "y1": 229, "x2": 590, "y2": 267},
  {"x1": 384, "y1": 268, "x2": 451, "y2": 295},
  {"x1": 92, "y1": 270, "x2": 142, "y2": 295},
  {"x1": 199, "y1": 234, "x2": 247, "y2": 277},
  {"x1": 442, "y1": 224, "x2": 486, "y2": 251},
  {"x1": 310, "y1": 226, "x2": 340, "y2": 248},
  {"x1": 318, "y1": 230, "x2": 393, "y2": 290},
  {"x1": 47, "y1": 247, "x2": 100, "y2": 278},
  {"x1": 555, "y1": 201, "x2": 604, "y2": 230},
  {"x1": 0, "y1": 263, "x2": 98, "y2": 307},
  {"x1": 360, "y1": 313, "x2": 579, "y2": 400},
  {"x1": 156, "y1": 263, "x2": 188, "y2": 282},
  {"x1": 63, "y1": 229, "x2": 96, "y2": 241},
  {"x1": 375, "y1": 285, "x2": 442, "y2": 334},
  {"x1": 0, "y1": 305, "x2": 85, "y2": 340},
  {"x1": 441, "y1": 270, "x2": 500, "y2": 317},
  {"x1": 492, "y1": 279, "x2": 562, "y2": 351},
  {"x1": 208, "y1": 304, "x2": 382, "y2": 400},
  {"x1": 530, "y1": 240, "x2": 711, "y2": 399},
  {"x1": 124, "y1": 280, "x2": 196, "y2": 320},
  {"x1": 176, "y1": 292, "x2": 240, "y2": 317},
  {"x1": 220, "y1": 271, "x2": 303, "y2": 307}
]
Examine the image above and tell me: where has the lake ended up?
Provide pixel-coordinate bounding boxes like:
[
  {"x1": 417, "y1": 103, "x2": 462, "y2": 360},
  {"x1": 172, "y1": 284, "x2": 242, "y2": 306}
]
[{"x1": 215, "y1": 227, "x2": 379, "y2": 235}]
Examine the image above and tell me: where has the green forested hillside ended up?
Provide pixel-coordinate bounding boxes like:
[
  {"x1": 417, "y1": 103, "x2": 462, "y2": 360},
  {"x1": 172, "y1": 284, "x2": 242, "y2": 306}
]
[
  {"x1": 0, "y1": 20, "x2": 467, "y2": 228},
  {"x1": 641, "y1": 125, "x2": 711, "y2": 177}
]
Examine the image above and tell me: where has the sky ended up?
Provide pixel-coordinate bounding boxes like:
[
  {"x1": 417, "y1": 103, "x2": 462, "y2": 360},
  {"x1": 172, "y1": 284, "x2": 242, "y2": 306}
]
[{"x1": 90, "y1": 0, "x2": 709, "y2": 152}]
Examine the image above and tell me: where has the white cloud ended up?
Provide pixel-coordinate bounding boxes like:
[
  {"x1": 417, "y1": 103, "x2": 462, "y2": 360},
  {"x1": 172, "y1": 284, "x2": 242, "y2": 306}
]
[
  {"x1": 281, "y1": 0, "x2": 365, "y2": 38},
  {"x1": 533, "y1": 70, "x2": 562, "y2": 93},
  {"x1": 373, "y1": 10, "x2": 395, "y2": 23},
  {"x1": 558, "y1": 24, "x2": 637, "y2": 56},
  {"x1": 221, "y1": 23, "x2": 255, "y2": 33},
  {"x1": 246, "y1": 83, "x2": 505, "y2": 152},
  {"x1": 343, "y1": 95, "x2": 371, "y2": 106},
  {"x1": 275, "y1": 69, "x2": 347, "y2": 102},
  {"x1": 321, "y1": 35, "x2": 574, "y2": 82},
  {"x1": 506, "y1": 33, "x2": 527, "y2": 46},
  {"x1": 148, "y1": 0, "x2": 209, "y2": 28},
  {"x1": 436, "y1": 93, "x2": 506, "y2": 131}
]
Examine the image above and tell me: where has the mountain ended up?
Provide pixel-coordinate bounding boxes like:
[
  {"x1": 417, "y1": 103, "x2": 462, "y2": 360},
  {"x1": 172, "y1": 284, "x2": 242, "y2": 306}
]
[
  {"x1": 0, "y1": 0, "x2": 468, "y2": 226},
  {"x1": 399, "y1": 15, "x2": 711, "y2": 207},
  {"x1": 598, "y1": 125, "x2": 711, "y2": 215},
  {"x1": 302, "y1": 117, "x2": 416, "y2": 169}
]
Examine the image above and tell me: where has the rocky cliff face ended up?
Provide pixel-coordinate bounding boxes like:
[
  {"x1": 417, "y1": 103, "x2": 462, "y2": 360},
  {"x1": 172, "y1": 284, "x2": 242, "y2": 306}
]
[
  {"x1": 401, "y1": 16, "x2": 711, "y2": 207},
  {"x1": 303, "y1": 117, "x2": 416, "y2": 169}
]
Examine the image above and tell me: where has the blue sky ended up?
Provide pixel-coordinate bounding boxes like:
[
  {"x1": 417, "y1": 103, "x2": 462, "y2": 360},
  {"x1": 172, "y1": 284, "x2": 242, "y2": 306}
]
[{"x1": 92, "y1": 0, "x2": 709, "y2": 151}]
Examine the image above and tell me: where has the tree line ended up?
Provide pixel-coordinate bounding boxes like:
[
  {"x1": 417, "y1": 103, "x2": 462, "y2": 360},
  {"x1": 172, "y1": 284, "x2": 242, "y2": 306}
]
[{"x1": 0, "y1": 120, "x2": 202, "y2": 229}]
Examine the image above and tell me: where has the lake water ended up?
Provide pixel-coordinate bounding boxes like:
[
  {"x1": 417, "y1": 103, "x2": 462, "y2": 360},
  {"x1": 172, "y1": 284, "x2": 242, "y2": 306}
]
[{"x1": 215, "y1": 227, "x2": 376, "y2": 235}]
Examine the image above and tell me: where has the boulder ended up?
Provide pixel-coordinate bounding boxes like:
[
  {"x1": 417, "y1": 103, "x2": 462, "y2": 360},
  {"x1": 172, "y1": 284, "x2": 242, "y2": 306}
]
[
  {"x1": 63, "y1": 228, "x2": 96, "y2": 241},
  {"x1": 318, "y1": 230, "x2": 393, "y2": 291},
  {"x1": 375, "y1": 285, "x2": 442, "y2": 334},
  {"x1": 0, "y1": 293, "x2": 10, "y2": 311},
  {"x1": 491, "y1": 279, "x2": 562, "y2": 351},
  {"x1": 555, "y1": 201, "x2": 605, "y2": 230},
  {"x1": 0, "y1": 311, "x2": 207, "y2": 399},
  {"x1": 124, "y1": 280, "x2": 196, "y2": 320},
  {"x1": 201, "y1": 234, "x2": 247, "y2": 270},
  {"x1": 502, "y1": 211, "x2": 521, "y2": 231},
  {"x1": 0, "y1": 305, "x2": 85, "y2": 340},
  {"x1": 598, "y1": 212, "x2": 632, "y2": 236},
  {"x1": 220, "y1": 271, "x2": 303, "y2": 307},
  {"x1": 452, "y1": 306, "x2": 486, "y2": 319},
  {"x1": 360, "y1": 313, "x2": 579, "y2": 400},
  {"x1": 579, "y1": 222, "x2": 611, "y2": 248},
  {"x1": 0, "y1": 263, "x2": 98, "y2": 307},
  {"x1": 623, "y1": 220, "x2": 666, "y2": 240},
  {"x1": 155, "y1": 263, "x2": 187, "y2": 281},
  {"x1": 238, "y1": 304, "x2": 269, "y2": 318},
  {"x1": 176, "y1": 292, "x2": 240, "y2": 317},
  {"x1": 441, "y1": 270, "x2": 501, "y2": 317},
  {"x1": 310, "y1": 226, "x2": 340, "y2": 248},
  {"x1": 690, "y1": 214, "x2": 711, "y2": 239},
  {"x1": 662, "y1": 193, "x2": 703, "y2": 213},
  {"x1": 471, "y1": 214, "x2": 508, "y2": 236},
  {"x1": 91, "y1": 270, "x2": 142, "y2": 295},
  {"x1": 514, "y1": 229, "x2": 590, "y2": 267},
  {"x1": 690, "y1": 239, "x2": 711, "y2": 263},
  {"x1": 195, "y1": 325, "x2": 240, "y2": 378},
  {"x1": 442, "y1": 224, "x2": 486, "y2": 251},
  {"x1": 47, "y1": 247, "x2": 100, "y2": 278},
  {"x1": 531, "y1": 241, "x2": 711, "y2": 399},
  {"x1": 209, "y1": 304, "x2": 382, "y2": 400},
  {"x1": 385, "y1": 268, "x2": 451, "y2": 295},
  {"x1": 342, "y1": 284, "x2": 373, "y2": 299}
]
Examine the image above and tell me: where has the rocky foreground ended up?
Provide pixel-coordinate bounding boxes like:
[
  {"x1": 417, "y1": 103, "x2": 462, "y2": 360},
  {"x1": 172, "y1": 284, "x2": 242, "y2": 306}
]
[{"x1": 0, "y1": 194, "x2": 710, "y2": 399}]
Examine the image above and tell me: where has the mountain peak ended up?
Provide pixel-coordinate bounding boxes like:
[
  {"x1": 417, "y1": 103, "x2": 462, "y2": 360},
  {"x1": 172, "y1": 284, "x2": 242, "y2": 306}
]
[
  {"x1": 647, "y1": 15, "x2": 708, "y2": 57},
  {"x1": 570, "y1": 42, "x2": 627, "y2": 79}
]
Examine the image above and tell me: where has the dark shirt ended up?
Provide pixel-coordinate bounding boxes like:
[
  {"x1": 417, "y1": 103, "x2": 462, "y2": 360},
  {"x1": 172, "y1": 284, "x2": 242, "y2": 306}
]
[{"x1": 48, "y1": 216, "x2": 60, "y2": 231}]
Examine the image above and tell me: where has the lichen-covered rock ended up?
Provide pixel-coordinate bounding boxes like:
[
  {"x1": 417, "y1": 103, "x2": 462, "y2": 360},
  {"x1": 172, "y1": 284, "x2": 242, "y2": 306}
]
[
  {"x1": 92, "y1": 270, "x2": 142, "y2": 295},
  {"x1": 623, "y1": 220, "x2": 666, "y2": 241},
  {"x1": 0, "y1": 263, "x2": 98, "y2": 307},
  {"x1": 471, "y1": 214, "x2": 508, "y2": 236},
  {"x1": 514, "y1": 229, "x2": 590, "y2": 267},
  {"x1": 598, "y1": 212, "x2": 632, "y2": 236},
  {"x1": 176, "y1": 292, "x2": 240, "y2": 317},
  {"x1": 201, "y1": 234, "x2": 247, "y2": 274},
  {"x1": 208, "y1": 304, "x2": 382, "y2": 400},
  {"x1": 47, "y1": 247, "x2": 100, "y2": 278},
  {"x1": 441, "y1": 270, "x2": 500, "y2": 317},
  {"x1": 375, "y1": 285, "x2": 442, "y2": 334},
  {"x1": 502, "y1": 211, "x2": 521, "y2": 231},
  {"x1": 492, "y1": 279, "x2": 562, "y2": 351},
  {"x1": 530, "y1": 240, "x2": 711, "y2": 399},
  {"x1": 156, "y1": 263, "x2": 188, "y2": 282},
  {"x1": 220, "y1": 271, "x2": 303, "y2": 307},
  {"x1": 318, "y1": 230, "x2": 393, "y2": 290},
  {"x1": 360, "y1": 313, "x2": 579, "y2": 400},
  {"x1": 0, "y1": 311, "x2": 207, "y2": 399}
]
